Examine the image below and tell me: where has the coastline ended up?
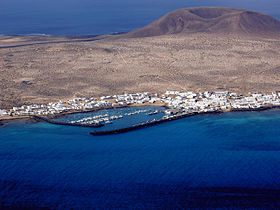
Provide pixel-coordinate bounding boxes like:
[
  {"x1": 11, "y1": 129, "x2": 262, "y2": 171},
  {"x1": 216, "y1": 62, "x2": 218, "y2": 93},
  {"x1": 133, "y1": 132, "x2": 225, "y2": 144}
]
[
  {"x1": 2, "y1": 103, "x2": 279, "y2": 134},
  {"x1": 0, "y1": 102, "x2": 166, "y2": 126},
  {"x1": 2, "y1": 90, "x2": 280, "y2": 133},
  {"x1": 0, "y1": 116, "x2": 34, "y2": 126},
  {"x1": 90, "y1": 105, "x2": 280, "y2": 135}
]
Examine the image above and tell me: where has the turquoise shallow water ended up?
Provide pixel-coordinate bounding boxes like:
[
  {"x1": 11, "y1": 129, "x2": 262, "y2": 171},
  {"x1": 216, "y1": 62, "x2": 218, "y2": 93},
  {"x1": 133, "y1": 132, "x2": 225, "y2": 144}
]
[{"x1": 1, "y1": 109, "x2": 280, "y2": 208}]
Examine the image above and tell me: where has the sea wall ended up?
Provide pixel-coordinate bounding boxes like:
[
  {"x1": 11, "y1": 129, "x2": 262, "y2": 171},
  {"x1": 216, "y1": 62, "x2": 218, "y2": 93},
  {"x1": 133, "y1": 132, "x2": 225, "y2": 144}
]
[
  {"x1": 90, "y1": 105, "x2": 280, "y2": 135},
  {"x1": 90, "y1": 110, "x2": 222, "y2": 135}
]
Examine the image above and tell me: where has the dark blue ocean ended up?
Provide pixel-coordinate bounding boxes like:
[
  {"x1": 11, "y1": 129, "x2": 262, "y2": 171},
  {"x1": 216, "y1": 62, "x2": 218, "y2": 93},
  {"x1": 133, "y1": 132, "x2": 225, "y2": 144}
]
[
  {"x1": 1, "y1": 109, "x2": 280, "y2": 208},
  {"x1": 1, "y1": 0, "x2": 280, "y2": 208},
  {"x1": 0, "y1": 0, "x2": 280, "y2": 36}
]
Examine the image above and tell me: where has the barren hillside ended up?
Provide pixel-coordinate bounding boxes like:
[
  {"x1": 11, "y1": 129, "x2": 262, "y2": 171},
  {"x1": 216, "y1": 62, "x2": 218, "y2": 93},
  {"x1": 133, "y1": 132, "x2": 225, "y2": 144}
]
[
  {"x1": 0, "y1": 7, "x2": 280, "y2": 108},
  {"x1": 125, "y1": 7, "x2": 280, "y2": 38}
]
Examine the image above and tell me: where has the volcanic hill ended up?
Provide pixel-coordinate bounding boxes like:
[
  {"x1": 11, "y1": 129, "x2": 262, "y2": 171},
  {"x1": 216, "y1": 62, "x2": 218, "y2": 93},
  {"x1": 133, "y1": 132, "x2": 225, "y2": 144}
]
[
  {"x1": 1, "y1": 7, "x2": 280, "y2": 109},
  {"x1": 125, "y1": 7, "x2": 280, "y2": 38}
]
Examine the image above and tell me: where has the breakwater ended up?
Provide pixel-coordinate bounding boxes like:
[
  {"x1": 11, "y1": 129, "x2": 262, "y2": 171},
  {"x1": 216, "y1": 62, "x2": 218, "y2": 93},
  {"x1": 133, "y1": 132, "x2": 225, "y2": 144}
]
[
  {"x1": 90, "y1": 110, "x2": 222, "y2": 135},
  {"x1": 231, "y1": 105, "x2": 280, "y2": 112},
  {"x1": 31, "y1": 105, "x2": 280, "y2": 135},
  {"x1": 90, "y1": 105, "x2": 280, "y2": 135},
  {"x1": 32, "y1": 115, "x2": 104, "y2": 128}
]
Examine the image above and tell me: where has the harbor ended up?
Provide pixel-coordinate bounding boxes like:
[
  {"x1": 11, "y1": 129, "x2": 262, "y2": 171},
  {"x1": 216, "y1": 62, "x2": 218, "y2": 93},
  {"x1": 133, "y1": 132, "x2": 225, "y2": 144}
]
[
  {"x1": 32, "y1": 115, "x2": 105, "y2": 128},
  {"x1": 90, "y1": 106, "x2": 280, "y2": 135},
  {"x1": 89, "y1": 111, "x2": 219, "y2": 135},
  {"x1": 32, "y1": 106, "x2": 165, "y2": 131},
  {"x1": 2, "y1": 91, "x2": 280, "y2": 134}
]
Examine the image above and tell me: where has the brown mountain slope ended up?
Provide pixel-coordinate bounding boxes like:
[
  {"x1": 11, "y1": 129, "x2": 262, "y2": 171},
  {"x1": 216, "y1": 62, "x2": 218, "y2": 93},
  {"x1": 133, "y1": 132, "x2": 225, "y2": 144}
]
[{"x1": 125, "y1": 7, "x2": 280, "y2": 38}]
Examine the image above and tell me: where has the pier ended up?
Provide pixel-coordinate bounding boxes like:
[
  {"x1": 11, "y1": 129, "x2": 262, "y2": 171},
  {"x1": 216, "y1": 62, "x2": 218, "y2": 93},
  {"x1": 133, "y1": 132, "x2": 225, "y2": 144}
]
[
  {"x1": 90, "y1": 110, "x2": 221, "y2": 135},
  {"x1": 2, "y1": 90, "x2": 280, "y2": 133},
  {"x1": 32, "y1": 115, "x2": 104, "y2": 128},
  {"x1": 90, "y1": 105, "x2": 280, "y2": 135}
]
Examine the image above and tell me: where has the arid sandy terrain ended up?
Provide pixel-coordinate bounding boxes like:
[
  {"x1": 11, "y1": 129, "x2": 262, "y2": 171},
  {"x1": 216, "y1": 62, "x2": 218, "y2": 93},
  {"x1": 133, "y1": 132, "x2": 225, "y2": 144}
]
[{"x1": 1, "y1": 7, "x2": 280, "y2": 108}]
